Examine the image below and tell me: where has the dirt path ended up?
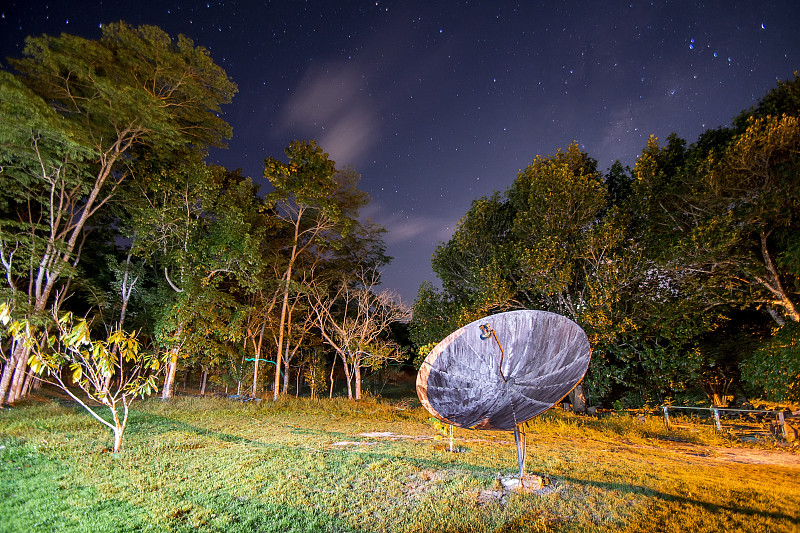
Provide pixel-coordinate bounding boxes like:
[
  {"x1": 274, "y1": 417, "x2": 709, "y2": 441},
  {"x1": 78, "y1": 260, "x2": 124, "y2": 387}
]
[
  {"x1": 622, "y1": 439, "x2": 800, "y2": 467},
  {"x1": 687, "y1": 445, "x2": 799, "y2": 466}
]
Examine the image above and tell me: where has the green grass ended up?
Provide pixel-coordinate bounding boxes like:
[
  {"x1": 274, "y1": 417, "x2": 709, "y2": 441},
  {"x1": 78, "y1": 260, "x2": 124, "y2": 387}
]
[{"x1": 1, "y1": 394, "x2": 798, "y2": 532}]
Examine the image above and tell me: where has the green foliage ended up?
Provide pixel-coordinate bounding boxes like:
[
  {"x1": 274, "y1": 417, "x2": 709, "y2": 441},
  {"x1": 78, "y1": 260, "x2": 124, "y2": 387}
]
[
  {"x1": 414, "y1": 143, "x2": 713, "y2": 404},
  {"x1": 1, "y1": 301, "x2": 163, "y2": 452},
  {"x1": 410, "y1": 283, "x2": 468, "y2": 353},
  {"x1": 262, "y1": 142, "x2": 390, "y2": 400},
  {"x1": 0, "y1": 22, "x2": 239, "y2": 405},
  {"x1": 160, "y1": 281, "x2": 247, "y2": 370},
  {"x1": 741, "y1": 322, "x2": 800, "y2": 402},
  {"x1": 631, "y1": 78, "x2": 800, "y2": 325},
  {"x1": 265, "y1": 140, "x2": 340, "y2": 213},
  {"x1": 1, "y1": 22, "x2": 237, "y2": 297},
  {"x1": 734, "y1": 71, "x2": 800, "y2": 127},
  {"x1": 10, "y1": 22, "x2": 236, "y2": 151}
]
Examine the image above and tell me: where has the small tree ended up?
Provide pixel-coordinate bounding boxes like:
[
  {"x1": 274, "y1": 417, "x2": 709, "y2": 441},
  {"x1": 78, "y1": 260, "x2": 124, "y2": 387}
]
[
  {"x1": 1, "y1": 303, "x2": 162, "y2": 452},
  {"x1": 311, "y1": 270, "x2": 410, "y2": 400},
  {"x1": 301, "y1": 348, "x2": 328, "y2": 399}
]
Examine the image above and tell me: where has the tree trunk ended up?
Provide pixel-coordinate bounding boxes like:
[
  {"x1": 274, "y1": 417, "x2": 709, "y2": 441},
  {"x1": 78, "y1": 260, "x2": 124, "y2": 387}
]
[
  {"x1": 106, "y1": 259, "x2": 134, "y2": 393},
  {"x1": 272, "y1": 350, "x2": 282, "y2": 400},
  {"x1": 162, "y1": 348, "x2": 179, "y2": 400},
  {"x1": 766, "y1": 306, "x2": 786, "y2": 327},
  {"x1": 251, "y1": 315, "x2": 268, "y2": 398},
  {"x1": 251, "y1": 350, "x2": 260, "y2": 397},
  {"x1": 22, "y1": 370, "x2": 35, "y2": 397},
  {"x1": 7, "y1": 352, "x2": 27, "y2": 403},
  {"x1": 113, "y1": 426, "x2": 123, "y2": 453},
  {"x1": 354, "y1": 364, "x2": 362, "y2": 401},
  {"x1": 0, "y1": 344, "x2": 23, "y2": 404},
  {"x1": 273, "y1": 263, "x2": 295, "y2": 401},
  {"x1": 282, "y1": 346, "x2": 291, "y2": 395},
  {"x1": 341, "y1": 356, "x2": 353, "y2": 400},
  {"x1": 295, "y1": 367, "x2": 301, "y2": 398},
  {"x1": 569, "y1": 382, "x2": 587, "y2": 413},
  {"x1": 760, "y1": 231, "x2": 800, "y2": 323},
  {"x1": 329, "y1": 355, "x2": 336, "y2": 399},
  {"x1": 200, "y1": 370, "x2": 208, "y2": 395},
  {"x1": 273, "y1": 213, "x2": 308, "y2": 401}
]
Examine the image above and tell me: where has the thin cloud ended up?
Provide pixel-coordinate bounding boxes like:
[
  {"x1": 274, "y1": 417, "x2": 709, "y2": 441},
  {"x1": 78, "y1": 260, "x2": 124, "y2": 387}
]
[
  {"x1": 365, "y1": 209, "x2": 457, "y2": 246},
  {"x1": 279, "y1": 63, "x2": 380, "y2": 166}
]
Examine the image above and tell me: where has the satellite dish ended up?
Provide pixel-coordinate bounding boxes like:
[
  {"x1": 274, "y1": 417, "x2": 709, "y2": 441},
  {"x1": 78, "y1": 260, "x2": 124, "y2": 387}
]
[{"x1": 416, "y1": 310, "x2": 591, "y2": 477}]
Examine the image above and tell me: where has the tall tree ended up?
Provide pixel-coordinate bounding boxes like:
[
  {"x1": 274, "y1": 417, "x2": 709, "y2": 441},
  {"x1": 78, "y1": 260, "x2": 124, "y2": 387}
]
[
  {"x1": 414, "y1": 143, "x2": 712, "y2": 405},
  {"x1": 0, "y1": 22, "x2": 236, "y2": 404},
  {"x1": 632, "y1": 114, "x2": 800, "y2": 325},
  {"x1": 127, "y1": 156, "x2": 264, "y2": 399},
  {"x1": 263, "y1": 141, "x2": 369, "y2": 400}
]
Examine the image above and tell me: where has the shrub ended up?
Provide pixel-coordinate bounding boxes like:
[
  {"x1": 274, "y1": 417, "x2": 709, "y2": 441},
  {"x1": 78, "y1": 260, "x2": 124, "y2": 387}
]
[{"x1": 741, "y1": 322, "x2": 800, "y2": 402}]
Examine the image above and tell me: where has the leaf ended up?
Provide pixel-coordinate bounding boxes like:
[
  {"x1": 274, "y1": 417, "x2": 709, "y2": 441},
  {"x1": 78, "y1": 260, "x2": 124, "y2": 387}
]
[
  {"x1": 0, "y1": 302, "x2": 11, "y2": 325},
  {"x1": 70, "y1": 362, "x2": 83, "y2": 382}
]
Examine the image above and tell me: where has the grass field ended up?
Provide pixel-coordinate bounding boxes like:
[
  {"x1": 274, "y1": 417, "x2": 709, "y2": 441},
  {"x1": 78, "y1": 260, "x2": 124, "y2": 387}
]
[{"x1": 1, "y1": 393, "x2": 798, "y2": 532}]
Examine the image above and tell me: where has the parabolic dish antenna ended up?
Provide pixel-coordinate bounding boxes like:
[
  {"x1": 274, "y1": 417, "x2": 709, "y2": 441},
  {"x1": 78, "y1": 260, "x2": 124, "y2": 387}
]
[{"x1": 416, "y1": 310, "x2": 591, "y2": 476}]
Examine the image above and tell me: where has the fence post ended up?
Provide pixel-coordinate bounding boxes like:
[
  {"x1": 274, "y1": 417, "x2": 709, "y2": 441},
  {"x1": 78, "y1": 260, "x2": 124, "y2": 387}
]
[
  {"x1": 778, "y1": 411, "x2": 788, "y2": 440},
  {"x1": 662, "y1": 406, "x2": 671, "y2": 430},
  {"x1": 712, "y1": 408, "x2": 722, "y2": 431}
]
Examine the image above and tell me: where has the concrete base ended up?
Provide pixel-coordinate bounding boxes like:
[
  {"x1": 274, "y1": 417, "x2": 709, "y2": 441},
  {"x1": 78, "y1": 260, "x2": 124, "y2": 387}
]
[{"x1": 499, "y1": 473, "x2": 546, "y2": 493}]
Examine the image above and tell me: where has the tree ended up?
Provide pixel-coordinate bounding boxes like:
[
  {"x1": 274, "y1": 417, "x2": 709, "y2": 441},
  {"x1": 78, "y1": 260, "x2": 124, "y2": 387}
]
[
  {"x1": 0, "y1": 22, "x2": 236, "y2": 404},
  {"x1": 409, "y1": 281, "x2": 468, "y2": 356},
  {"x1": 311, "y1": 269, "x2": 410, "y2": 400},
  {"x1": 506, "y1": 143, "x2": 606, "y2": 317},
  {"x1": 414, "y1": 143, "x2": 714, "y2": 406},
  {"x1": 159, "y1": 279, "x2": 247, "y2": 395},
  {"x1": 626, "y1": 88, "x2": 800, "y2": 403},
  {"x1": 300, "y1": 347, "x2": 328, "y2": 399},
  {"x1": 604, "y1": 161, "x2": 634, "y2": 209},
  {"x1": 263, "y1": 141, "x2": 368, "y2": 400},
  {"x1": 1, "y1": 303, "x2": 161, "y2": 452},
  {"x1": 633, "y1": 115, "x2": 800, "y2": 325},
  {"x1": 124, "y1": 154, "x2": 264, "y2": 399},
  {"x1": 696, "y1": 114, "x2": 800, "y2": 323}
]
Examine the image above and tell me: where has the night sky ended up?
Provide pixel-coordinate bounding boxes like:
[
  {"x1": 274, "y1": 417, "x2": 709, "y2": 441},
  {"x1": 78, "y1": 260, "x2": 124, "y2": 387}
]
[{"x1": 2, "y1": 1, "x2": 799, "y2": 303}]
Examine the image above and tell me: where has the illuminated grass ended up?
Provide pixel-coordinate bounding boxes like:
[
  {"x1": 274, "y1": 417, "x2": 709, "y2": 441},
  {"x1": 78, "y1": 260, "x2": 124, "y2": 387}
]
[{"x1": 1, "y1": 395, "x2": 798, "y2": 532}]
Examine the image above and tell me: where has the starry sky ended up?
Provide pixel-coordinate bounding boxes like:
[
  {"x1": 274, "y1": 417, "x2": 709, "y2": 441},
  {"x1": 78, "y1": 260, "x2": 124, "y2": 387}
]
[{"x1": 2, "y1": 1, "x2": 799, "y2": 303}]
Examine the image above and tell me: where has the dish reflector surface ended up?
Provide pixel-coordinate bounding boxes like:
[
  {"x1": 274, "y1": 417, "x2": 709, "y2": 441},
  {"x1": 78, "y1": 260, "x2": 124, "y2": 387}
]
[{"x1": 416, "y1": 310, "x2": 591, "y2": 431}]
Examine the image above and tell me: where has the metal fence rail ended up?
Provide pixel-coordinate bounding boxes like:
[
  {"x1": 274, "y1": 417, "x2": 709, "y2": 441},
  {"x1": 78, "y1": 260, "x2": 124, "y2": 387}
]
[{"x1": 660, "y1": 405, "x2": 790, "y2": 440}]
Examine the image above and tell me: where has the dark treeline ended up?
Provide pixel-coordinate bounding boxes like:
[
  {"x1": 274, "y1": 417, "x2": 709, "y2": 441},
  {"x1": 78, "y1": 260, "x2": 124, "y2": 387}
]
[{"x1": 410, "y1": 74, "x2": 800, "y2": 408}]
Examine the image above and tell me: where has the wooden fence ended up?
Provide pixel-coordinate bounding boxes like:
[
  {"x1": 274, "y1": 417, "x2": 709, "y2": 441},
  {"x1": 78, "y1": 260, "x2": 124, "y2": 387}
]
[{"x1": 660, "y1": 405, "x2": 793, "y2": 440}]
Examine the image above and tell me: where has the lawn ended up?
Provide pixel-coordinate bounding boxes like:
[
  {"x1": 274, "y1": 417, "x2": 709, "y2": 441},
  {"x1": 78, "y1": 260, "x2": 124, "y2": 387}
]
[{"x1": 1, "y1": 393, "x2": 798, "y2": 532}]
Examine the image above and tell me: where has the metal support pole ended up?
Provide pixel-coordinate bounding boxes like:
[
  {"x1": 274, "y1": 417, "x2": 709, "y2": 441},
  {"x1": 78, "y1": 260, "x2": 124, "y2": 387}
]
[
  {"x1": 662, "y1": 405, "x2": 671, "y2": 430},
  {"x1": 712, "y1": 408, "x2": 722, "y2": 431},
  {"x1": 448, "y1": 424, "x2": 454, "y2": 452},
  {"x1": 513, "y1": 424, "x2": 526, "y2": 478}
]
